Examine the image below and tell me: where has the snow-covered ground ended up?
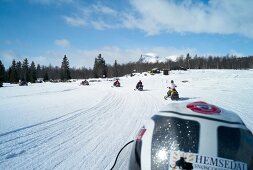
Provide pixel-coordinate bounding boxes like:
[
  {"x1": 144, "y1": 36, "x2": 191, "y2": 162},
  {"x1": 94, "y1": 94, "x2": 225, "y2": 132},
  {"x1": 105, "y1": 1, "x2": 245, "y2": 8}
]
[{"x1": 0, "y1": 69, "x2": 253, "y2": 169}]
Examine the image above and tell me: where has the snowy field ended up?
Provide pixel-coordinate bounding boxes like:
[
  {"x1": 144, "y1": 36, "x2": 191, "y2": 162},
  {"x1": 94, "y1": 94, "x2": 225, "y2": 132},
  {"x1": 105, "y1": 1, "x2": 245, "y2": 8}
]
[{"x1": 0, "y1": 69, "x2": 253, "y2": 169}]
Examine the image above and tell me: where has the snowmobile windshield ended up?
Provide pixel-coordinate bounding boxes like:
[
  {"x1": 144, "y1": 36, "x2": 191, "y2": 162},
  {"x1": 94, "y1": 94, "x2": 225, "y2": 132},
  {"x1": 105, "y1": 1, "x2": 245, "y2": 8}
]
[
  {"x1": 151, "y1": 116, "x2": 200, "y2": 170},
  {"x1": 217, "y1": 126, "x2": 253, "y2": 169}
]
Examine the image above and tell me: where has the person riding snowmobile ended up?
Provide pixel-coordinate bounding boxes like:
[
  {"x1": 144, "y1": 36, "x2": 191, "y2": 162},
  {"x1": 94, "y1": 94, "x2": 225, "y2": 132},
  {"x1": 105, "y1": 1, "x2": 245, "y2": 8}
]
[
  {"x1": 136, "y1": 80, "x2": 143, "y2": 90},
  {"x1": 114, "y1": 79, "x2": 120, "y2": 87},
  {"x1": 169, "y1": 80, "x2": 176, "y2": 90},
  {"x1": 165, "y1": 80, "x2": 179, "y2": 100}
]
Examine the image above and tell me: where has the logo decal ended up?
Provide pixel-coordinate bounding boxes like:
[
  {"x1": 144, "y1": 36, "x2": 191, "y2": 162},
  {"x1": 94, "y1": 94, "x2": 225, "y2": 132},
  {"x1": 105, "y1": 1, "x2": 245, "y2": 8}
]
[
  {"x1": 170, "y1": 151, "x2": 194, "y2": 170},
  {"x1": 169, "y1": 151, "x2": 247, "y2": 170},
  {"x1": 187, "y1": 101, "x2": 221, "y2": 114}
]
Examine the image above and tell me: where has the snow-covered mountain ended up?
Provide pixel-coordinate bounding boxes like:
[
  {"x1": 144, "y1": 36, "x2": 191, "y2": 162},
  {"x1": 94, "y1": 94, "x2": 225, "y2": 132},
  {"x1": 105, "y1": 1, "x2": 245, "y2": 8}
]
[{"x1": 138, "y1": 53, "x2": 178, "y2": 63}]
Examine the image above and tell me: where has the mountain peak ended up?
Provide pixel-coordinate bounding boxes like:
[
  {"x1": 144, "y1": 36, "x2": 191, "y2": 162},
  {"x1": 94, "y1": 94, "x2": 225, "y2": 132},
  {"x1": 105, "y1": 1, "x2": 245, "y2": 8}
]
[{"x1": 138, "y1": 53, "x2": 175, "y2": 63}]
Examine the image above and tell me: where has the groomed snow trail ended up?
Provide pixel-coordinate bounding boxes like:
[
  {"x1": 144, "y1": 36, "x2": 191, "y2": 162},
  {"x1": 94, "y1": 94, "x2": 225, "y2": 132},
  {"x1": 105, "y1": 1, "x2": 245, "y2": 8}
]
[
  {"x1": 0, "y1": 81, "x2": 164, "y2": 170},
  {"x1": 0, "y1": 70, "x2": 253, "y2": 170}
]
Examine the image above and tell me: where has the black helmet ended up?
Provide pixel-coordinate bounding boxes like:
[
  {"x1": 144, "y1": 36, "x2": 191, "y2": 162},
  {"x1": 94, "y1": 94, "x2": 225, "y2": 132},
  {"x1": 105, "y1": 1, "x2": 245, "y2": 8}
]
[{"x1": 171, "y1": 80, "x2": 174, "y2": 83}]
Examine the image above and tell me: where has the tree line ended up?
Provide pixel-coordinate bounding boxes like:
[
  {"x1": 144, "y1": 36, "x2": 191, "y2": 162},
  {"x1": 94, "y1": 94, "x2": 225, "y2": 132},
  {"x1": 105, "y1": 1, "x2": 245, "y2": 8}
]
[
  {"x1": 106, "y1": 54, "x2": 253, "y2": 77},
  {"x1": 1, "y1": 53, "x2": 253, "y2": 87},
  {"x1": 0, "y1": 55, "x2": 93, "y2": 86}
]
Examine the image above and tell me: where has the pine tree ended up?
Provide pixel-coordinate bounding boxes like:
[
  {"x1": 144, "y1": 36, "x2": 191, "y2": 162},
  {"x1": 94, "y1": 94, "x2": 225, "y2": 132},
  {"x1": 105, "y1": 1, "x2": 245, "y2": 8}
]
[
  {"x1": 16, "y1": 61, "x2": 22, "y2": 80},
  {"x1": 186, "y1": 53, "x2": 191, "y2": 69},
  {"x1": 36, "y1": 64, "x2": 42, "y2": 78},
  {"x1": 43, "y1": 71, "x2": 49, "y2": 82},
  {"x1": 93, "y1": 54, "x2": 107, "y2": 78},
  {"x1": 30, "y1": 61, "x2": 37, "y2": 83},
  {"x1": 60, "y1": 55, "x2": 71, "y2": 81},
  {"x1": 93, "y1": 58, "x2": 99, "y2": 78},
  {"x1": 22, "y1": 58, "x2": 30, "y2": 82},
  {"x1": 113, "y1": 60, "x2": 119, "y2": 77},
  {"x1": 0, "y1": 60, "x2": 5, "y2": 87},
  {"x1": 9, "y1": 59, "x2": 19, "y2": 83}
]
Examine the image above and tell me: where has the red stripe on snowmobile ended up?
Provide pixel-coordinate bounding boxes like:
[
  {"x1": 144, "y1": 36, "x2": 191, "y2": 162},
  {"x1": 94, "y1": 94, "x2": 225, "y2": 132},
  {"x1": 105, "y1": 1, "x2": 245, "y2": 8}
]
[{"x1": 136, "y1": 127, "x2": 146, "y2": 141}]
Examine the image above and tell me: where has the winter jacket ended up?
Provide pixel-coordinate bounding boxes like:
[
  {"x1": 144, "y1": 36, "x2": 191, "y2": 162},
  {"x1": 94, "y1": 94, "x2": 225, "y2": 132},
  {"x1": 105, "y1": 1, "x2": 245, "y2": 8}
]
[
  {"x1": 136, "y1": 82, "x2": 143, "y2": 88},
  {"x1": 170, "y1": 83, "x2": 177, "y2": 90}
]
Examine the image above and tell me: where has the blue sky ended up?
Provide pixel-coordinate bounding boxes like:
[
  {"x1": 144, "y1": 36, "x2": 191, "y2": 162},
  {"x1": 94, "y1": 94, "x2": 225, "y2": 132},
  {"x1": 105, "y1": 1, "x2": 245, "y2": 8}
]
[{"x1": 1, "y1": 0, "x2": 253, "y2": 68}]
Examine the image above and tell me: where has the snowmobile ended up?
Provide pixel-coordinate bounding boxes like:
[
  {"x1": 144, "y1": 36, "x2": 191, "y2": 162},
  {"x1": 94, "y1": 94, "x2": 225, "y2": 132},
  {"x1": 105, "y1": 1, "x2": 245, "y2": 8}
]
[
  {"x1": 110, "y1": 101, "x2": 253, "y2": 170},
  {"x1": 113, "y1": 81, "x2": 120, "y2": 87},
  {"x1": 164, "y1": 88, "x2": 179, "y2": 100},
  {"x1": 80, "y1": 80, "x2": 89, "y2": 86},
  {"x1": 136, "y1": 84, "x2": 143, "y2": 91}
]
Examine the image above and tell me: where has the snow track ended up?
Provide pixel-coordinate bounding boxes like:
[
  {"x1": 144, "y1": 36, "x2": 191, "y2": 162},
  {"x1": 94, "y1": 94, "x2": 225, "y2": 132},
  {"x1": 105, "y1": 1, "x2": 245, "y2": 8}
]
[
  {"x1": 1, "y1": 70, "x2": 253, "y2": 170},
  {"x1": 0, "y1": 86, "x2": 162, "y2": 170}
]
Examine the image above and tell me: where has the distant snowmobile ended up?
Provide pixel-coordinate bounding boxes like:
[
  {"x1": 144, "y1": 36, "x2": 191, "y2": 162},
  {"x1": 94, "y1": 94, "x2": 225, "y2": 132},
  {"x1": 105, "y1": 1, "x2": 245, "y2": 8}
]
[
  {"x1": 80, "y1": 80, "x2": 89, "y2": 86},
  {"x1": 113, "y1": 80, "x2": 120, "y2": 87},
  {"x1": 136, "y1": 80, "x2": 143, "y2": 91},
  {"x1": 110, "y1": 101, "x2": 253, "y2": 170},
  {"x1": 136, "y1": 84, "x2": 143, "y2": 91}
]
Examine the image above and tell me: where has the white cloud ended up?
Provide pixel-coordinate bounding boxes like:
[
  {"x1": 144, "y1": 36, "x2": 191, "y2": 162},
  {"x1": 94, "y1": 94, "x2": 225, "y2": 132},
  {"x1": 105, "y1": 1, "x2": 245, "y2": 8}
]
[
  {"x1": 64, "y1": 16, "x2": 86, "y2": 27},
  {"x1": 127, "y1": 0, "x2": 253, "y2": 37},
  {"x1": 73, "y1": 47, "x2": 141, "y2": 67},
  {"x1": 28, "y1": 0, "x2": 74, "y2": 5},
  {"x1": 91, "y1": 20, "x2": 121, "y2": 30},
  {"x1": 63, "y1": 4, "x2": 122, "y2": 29},
  {"x1": 228, "y1": 50, "x2": 244, "y2": 57},
  {"x1": 0, "y1": 50, "x2": 24, "y2": 67},
  {"x1": 63, "y1": 0, "x2": 253, "y2": 38},
  {"x1": 1, "y1": 50, "x2": 16, "y2": 61},
  {"x1": 0, "y1": 50, "x2": 60, "y2": 68},
  {"x1": 91, "y1": 4, "x2": 118, "y2": 16},
  {"x1": 54, "y1": 39, "x2": 71, "y2": 48},
  {"x1": 15, "y1": 51, "x2": 65, "y2": 68}
]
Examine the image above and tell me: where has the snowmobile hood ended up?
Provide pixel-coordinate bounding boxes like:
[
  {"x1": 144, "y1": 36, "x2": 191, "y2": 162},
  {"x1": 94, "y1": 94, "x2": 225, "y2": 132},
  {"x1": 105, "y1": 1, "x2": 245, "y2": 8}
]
[
  {"x1": 129, "y1": 101, "x2": 253, "y2": 170},
  {"x1": 158, "y1": 101, "x2": 244, "y2": 125}
]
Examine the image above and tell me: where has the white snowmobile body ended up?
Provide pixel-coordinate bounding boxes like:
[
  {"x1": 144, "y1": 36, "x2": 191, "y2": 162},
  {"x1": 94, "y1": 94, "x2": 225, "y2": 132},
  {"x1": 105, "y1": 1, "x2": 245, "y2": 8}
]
[{"x1": 129, "y1": 101, "x2": 253, "y2": 170}]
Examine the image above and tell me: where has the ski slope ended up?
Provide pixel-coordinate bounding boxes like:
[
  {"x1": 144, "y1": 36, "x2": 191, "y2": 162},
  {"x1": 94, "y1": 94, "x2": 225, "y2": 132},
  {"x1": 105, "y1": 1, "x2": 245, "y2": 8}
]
[{"x1": 0, "y1": 69, "x2": 253, "y2": 169}]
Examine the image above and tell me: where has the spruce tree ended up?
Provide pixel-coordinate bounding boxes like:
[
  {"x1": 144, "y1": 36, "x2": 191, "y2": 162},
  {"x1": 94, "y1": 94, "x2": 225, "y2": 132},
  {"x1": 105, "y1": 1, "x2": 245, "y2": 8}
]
[
  {"x1": 43, "y1": 71, "x2": 49, "y2": 82},
  {"x1": 37, "y1": 64, "x2": 42, "y2": 78},
  {"x1": 113, "y1": 60, "x2": 119, "y2": 77},
  {"x1": 93, "y1": 58, "x2": 99, "y2": 78},
  {"x1": 22, "y1": 58, "x2": 30, "y2": 82},
  {"x1": 60, "y1": 55, "x2": 71, "y2": 81},
  {"x1": 16, "y1": 61, "x2": 22, "y2": 80},
  {"x1": 0, "y1": 60, "x2": 5, "y2": 87},
  {"x1": 186, "y1": 53, "x2": 191, "y2": 69},
  {"x1": 9, "y1": 59, "x2": 19, "y2": 83},
  {"x1": 93, "y1": 54, "x2": 107, "y2": 78},
  {"x1": 30, "y1": 61, "x2": 37, "y2": 83}
]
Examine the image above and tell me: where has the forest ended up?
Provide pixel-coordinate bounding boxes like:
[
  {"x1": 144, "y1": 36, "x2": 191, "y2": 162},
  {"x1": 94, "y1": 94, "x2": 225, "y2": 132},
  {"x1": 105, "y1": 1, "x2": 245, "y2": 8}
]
[{"x1": 1, "y1": 53, "x2": 253, "y2": 87}]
